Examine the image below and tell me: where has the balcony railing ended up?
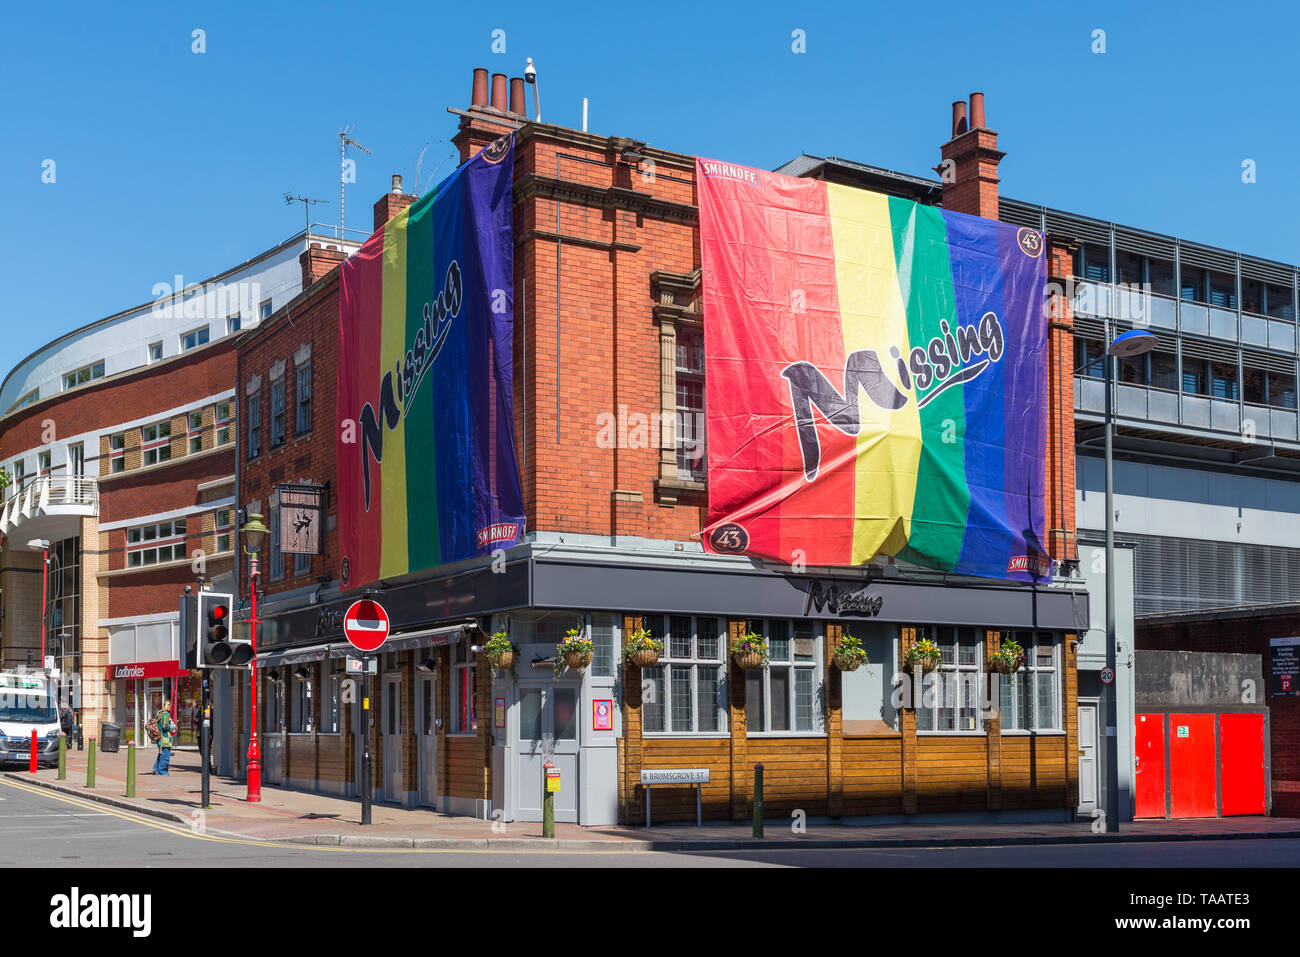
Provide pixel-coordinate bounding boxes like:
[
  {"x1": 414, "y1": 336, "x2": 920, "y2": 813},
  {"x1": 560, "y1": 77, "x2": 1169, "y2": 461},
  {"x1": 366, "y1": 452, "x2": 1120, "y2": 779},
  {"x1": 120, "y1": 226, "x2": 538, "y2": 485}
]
[{"x1": 0, "y1": 475, "x2": 98, "y2": 535}]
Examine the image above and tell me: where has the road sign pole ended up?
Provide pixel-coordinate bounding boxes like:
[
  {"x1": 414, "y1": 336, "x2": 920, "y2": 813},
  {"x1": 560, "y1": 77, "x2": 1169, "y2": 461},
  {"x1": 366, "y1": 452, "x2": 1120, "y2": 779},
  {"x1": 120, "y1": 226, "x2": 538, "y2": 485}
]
[{"x1": 361, "y1": 665, "x2": 372, "y2": 826}]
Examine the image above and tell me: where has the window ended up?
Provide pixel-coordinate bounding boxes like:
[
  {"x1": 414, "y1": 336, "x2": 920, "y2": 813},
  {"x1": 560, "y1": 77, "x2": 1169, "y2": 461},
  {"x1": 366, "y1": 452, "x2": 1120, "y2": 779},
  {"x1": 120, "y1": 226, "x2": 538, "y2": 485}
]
[
  {"x1": 295, "y1": 361, "x2": 312, "y2": 435},
  {"x1": 215, "y1": 508, "x2": 233, "y2": 553},
  {"x1": 110, "y1": 433, "x2": 126, "y2": 473},
  {"x1": 293, "y1": 550, "x2": 311, "y2": 578},
  {"x1": 1242, "y1": 279, "x2": 1264, "y2": 316},
  {"x1": 126, "y1": 519, "x2": 187, "y2": 567},
  {"x1": 839, "y1": 625, "x2": 898, "y2": 732},
  {"x1": 1207, "y1": 271, "x2": 1236, "y2": 309},
  {"x1": 188, "y1": 412, "x2": 203, "y2": 454},
  {"x1": 141, "y1": 421, "x2": 172, "y2": 466},
  {"x1": 1074, "y1": 337, "x2": 1105, "y2": 379},
  {"x1": 11, "y1": 460, "x2": 24, "y2": 497},
  {"x1": 227, "y1": 314, "x2": 241, "y2": 335},
  {"x1": 1149, "y1": 351, "x2": 1178, "y2": 391},
  {"x1": 1269, "y1": 371, "x2": 1297, "y2": 410},
  {"x1": 640, "y1": 615, "x2": 725, "y2": 734},
  {"x1": 290, "y1": 668, "x2": 313, "y2": 733},
  {"x1": 148, "y1": 342, "x2": 163, "y2": 362},
  {"x1": 1183, "y1": 359, "x2": 1207, "y2": 396},
  {"x1": 68, "y1": 442, "x2": 84, "y2": 479},
  {"x1": 675, "y1": 330, "x2": 705, "y2": 481},
  {"x1": 12, "y1": 389, "x2": 39, "y2": 411},
  {"x1": 270, "y1": 379, "x2": 286, "y2": 448},
  {"x1": 915, "y1": 626, "x2": 983, "y2": 732},
  {"x1": 1116, "y1": 251, "x2": 1143, "y2": 287},
  {"x1": 1265, "y1": 283, "x2": 1295, "y2": 322},
  {"x1": 260, "y1": 299, "x2": 273, "y2": 321},
  {"x1": 1148, "y1": 258, "x2": 1176, "y2": 298},
  {"x1": 451, "y1": 640, "x2": 476, "y2": 733},
  {"x1": 322, "y1": 661, "x2": 342, "y2": 734},
  {"x1": 216, "y1": 401, "x2": 233, "y2": 446},
  {"x1": 999, "y1": 632, "x2": 1061, "y2": 731},
  {"x1": 269, "y1": 506, "x2": 283, "y2": 581},
  {"x1": 247, "y1": 392, "x2": 261, "y2": 459},
  {"x1": 1080, "y1": 245, "x2": 1110, "y2": 282},
  {"x1": 1181, "y1": 267, "x2": 1206, "y2": 304},
  {"x1": 1210, "y1": 362, "x2": 1238, "y2": 400},
  {"x1": 744, "y1": 619, "x2": 823, "y2": 734},
  {"x1": 181, "y1": 327, "x2": 210, "y2": 351},
  {"x1": 63, "y1": 361, "x2": 105, "y2": 390},
  {"x1": 37, "y1": 451, "x2": 50, "y2": 475}
]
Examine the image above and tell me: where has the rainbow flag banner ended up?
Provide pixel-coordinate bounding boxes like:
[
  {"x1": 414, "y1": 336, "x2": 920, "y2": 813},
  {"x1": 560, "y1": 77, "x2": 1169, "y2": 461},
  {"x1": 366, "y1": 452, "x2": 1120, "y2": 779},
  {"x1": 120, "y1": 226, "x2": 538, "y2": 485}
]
[
  {"x1": 337, "y1": 135, "x2": 524, "y2": 590},
  {"x1": 697, "y1": 158, "x2": 1050, "y2": 582}
]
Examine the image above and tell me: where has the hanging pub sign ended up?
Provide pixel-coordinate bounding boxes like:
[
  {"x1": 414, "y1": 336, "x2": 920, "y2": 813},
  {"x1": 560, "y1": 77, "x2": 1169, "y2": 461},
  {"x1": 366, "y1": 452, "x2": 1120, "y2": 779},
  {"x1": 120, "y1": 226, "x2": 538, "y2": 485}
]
[{"x1": 276, "y1": 483, "x2": 327, "y2": 555}]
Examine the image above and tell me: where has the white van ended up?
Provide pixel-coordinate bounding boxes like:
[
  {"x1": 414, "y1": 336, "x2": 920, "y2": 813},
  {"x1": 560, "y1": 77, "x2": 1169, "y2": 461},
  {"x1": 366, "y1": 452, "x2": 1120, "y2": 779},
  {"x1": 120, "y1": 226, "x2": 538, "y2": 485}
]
[{"x1": 0, "y1": 671, "x2": 61, "y2": 768}]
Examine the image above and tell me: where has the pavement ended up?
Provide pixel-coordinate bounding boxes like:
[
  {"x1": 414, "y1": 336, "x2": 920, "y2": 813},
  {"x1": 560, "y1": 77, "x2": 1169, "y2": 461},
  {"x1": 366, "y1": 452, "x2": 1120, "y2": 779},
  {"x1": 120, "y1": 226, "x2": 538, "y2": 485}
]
[{"x1": 9, "y1": 744, "x2": 1300, "y2": 852}]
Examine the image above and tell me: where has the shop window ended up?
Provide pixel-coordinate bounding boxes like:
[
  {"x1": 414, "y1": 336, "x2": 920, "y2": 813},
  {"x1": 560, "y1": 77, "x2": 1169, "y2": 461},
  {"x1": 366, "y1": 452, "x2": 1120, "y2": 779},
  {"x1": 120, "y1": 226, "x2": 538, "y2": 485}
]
[
  {"x1": 320, "y1": 662, "x2": 341, "y2": 734},
  {"x1": 247, "y1": 393, "x2": 261, "y2": 460},
  {"x1": 999, "y1": 632, "x2": 1061, "y2": 731},
  {"x1": 264, "y1": 676, "x2": 285, "y2": 733},
  {"x1": 141, "y1": 420, "x2": 172, "y2": 466},
  {"x1": 296, "y1": 361, "x2": 313, "y2": 435},
  {"x1": 270, "y1": 379, "x2": 286, "y2": 448},
  {"x1": 1265, "y1": 282, "x2": 1295, "y2": 322},
  {"x1": 915, "y1": 626, "x2": 983, "y2": 732},
  {"x1": 839, "y1": 625, "x2": 897, "y2": 732},
  {"x1": 744, "y1": 619, "x2": 823, "y2": 734},
  {"x1": 640, "y1": 615, "x2": 725, "y2": 734},
  {"x1": 290, "y1": 668, "x2": 313, "y2": 733},
  {"x1": 110, "y1": 433, "x2": 126, "y2": 473},
  {"x1": 126, "y1": 519, "x2": 186, "y2": 567},
  {"x1": 451, "y1": 641, "x2": 477, "y2": 733},
  {"x1": 675, "y1": 329, "x2": 705, "y2": 481}
]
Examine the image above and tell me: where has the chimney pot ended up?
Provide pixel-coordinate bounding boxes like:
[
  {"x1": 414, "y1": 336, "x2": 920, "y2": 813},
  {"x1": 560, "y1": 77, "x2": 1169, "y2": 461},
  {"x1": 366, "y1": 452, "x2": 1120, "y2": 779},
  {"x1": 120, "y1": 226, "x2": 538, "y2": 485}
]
[
  {"x1": 951, "y1": 100, "x2": 968, "y2": 138},
  {"x1": 391, "y1": 174, "x2": 403, "y2": 194},
  {"x1": 509, "y1": 76, "x2": 526, "y2": 116},
  {"x1": 969, "y1": 92, "x2": 985, "y2": 130},
  {"x1": 471, "y1": 68, "x2": 489, "y2": 107},
  {"x1": 490, "y1": 73, "x2": 508, "y2": 111}
]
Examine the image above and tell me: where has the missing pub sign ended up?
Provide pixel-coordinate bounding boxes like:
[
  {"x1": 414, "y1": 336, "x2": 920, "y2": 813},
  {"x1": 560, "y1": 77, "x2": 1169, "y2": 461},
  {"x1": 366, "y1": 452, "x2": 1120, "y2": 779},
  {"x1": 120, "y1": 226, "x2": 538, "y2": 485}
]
[{"x1": 277, "y1": 483, "x2": 327, "y2": 555}]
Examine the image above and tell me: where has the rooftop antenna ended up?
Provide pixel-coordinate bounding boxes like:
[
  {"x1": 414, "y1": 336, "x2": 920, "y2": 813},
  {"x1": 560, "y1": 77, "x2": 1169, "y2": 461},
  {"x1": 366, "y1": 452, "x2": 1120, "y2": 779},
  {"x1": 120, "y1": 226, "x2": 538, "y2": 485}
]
[
  {"x1": 524, "y1": 57, "x2": 541, "y2": 123},
  {"x1": 338, "y1": 125, "x2": 372, "y2": 241},
  {"x1": 284, "y1": 193, "x2": 329, "y2": 251}
]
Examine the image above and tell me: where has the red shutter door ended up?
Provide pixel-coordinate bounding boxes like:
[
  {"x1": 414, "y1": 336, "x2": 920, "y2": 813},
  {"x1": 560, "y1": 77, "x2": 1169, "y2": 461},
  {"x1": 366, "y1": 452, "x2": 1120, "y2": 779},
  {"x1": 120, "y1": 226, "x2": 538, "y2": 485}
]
[
  {"x1": 1169, "y1": 713, "x2": 1217, "y2": 818},
  {"x1": 1219, "y1": 713, "x2": 1266, "y2": 816},
  {"x1": 1134, "y1": 713, "x2": 1167, "y2": 819}
]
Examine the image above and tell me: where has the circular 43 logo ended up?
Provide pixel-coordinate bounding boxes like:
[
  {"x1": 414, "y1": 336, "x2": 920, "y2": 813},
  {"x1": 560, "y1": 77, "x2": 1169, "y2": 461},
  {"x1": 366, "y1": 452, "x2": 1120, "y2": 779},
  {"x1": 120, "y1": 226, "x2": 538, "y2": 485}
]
[
  {"x1": 1017, "y1": 227, "x2": 1043, "y2": 258},
  {"x1": 710, "y1": 523, "x2": 749, "y2": 553}
]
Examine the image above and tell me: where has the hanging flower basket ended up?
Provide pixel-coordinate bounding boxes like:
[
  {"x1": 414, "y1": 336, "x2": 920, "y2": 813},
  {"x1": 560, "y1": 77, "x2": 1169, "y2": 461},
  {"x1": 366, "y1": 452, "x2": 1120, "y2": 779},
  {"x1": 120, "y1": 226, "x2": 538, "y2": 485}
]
[
  {"x1": 904, "y1": 637, "x2": 943, "y2": 674},
  {"x1": 555, "y1": 622, "x2": 594, "y2": 677},
  {"x1": 731, "y1": 632, "x2": 769, "y2": 671},
  {"x1": 988, "y1": 640, "x2": 1024, "y2": 676},
  {"x1": 622, "y1": 628, "x2": 663, "y2": 669},
  {"x1": 832, "y1": 634, "x2": 869, "y2": 673},
  {"x1": 988, "y1": 656, "x2": 1010, "y2": 674},
  {"x1": 482, "y1": 631, "x2": 520, "y2": 680}
]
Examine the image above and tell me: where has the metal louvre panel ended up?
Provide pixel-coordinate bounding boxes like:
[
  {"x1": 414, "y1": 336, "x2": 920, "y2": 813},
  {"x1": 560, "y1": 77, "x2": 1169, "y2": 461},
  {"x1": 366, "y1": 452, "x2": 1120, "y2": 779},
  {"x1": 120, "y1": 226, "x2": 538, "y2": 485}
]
[
  {"x1": 1242, "y1": 347, "x2": 1296, "y2": 375},
  {"x1": 1115, "y1": 228, "x2": 1175, "y2": 261},
  {"x1": 1045, "y1": 211, "x2": 1109, "y2": 244},
  {"x1": 998, "y1": 200, "x2": 1043, "y2": 228},
  {"x1": 1179, "y1": 335, "x2": 1238, "y2": 364},
  {"x1": 1073, "y1": 316, "x2": 1108, "y2": 340},
  {"x1": 1239, "y1": 258, "x2": 1295, "y2": 286},
  {"x1": 1085, "y1": 529, "x2": 1300, "y2": 615},
  {"x1": 1178, "y1": 242, "x2": 1236, "y2": 272}
]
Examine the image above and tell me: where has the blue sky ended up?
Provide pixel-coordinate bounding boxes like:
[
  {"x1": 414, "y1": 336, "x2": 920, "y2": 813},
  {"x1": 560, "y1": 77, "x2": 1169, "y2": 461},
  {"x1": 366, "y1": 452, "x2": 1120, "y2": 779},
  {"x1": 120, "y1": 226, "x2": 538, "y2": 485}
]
[{"x1": 2, "y1": 0, "x2": 1296, "y2": 366}]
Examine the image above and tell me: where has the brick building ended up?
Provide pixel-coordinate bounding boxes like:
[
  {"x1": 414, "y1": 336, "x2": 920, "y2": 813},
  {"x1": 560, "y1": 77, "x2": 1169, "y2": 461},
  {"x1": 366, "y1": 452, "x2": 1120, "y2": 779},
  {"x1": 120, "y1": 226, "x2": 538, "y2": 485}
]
[
  {"x1": 228, "y1": 74, "x2": 1088, "y2": 826},
  {"x1": 0, "y1": 228, "x2": 359, "y2": 746}
]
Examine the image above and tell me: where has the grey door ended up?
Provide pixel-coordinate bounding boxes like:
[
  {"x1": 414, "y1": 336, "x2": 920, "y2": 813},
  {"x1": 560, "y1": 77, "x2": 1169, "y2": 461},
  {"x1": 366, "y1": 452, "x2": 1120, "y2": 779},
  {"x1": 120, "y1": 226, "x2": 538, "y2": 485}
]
[
  {"x1": 515, "y1": 682, "x2": 580, "y2": 822},
  {"x1": 1078, "y1": 699, "x2": 1099, "y2": 815},
  {"x1": 382, "y1": 675, "x2": 402, "y2": 803},
  {"x1": 417, "y1": 673, "x2": 437, "y2": 806},
  {"x1": 263, "y1": 681, "x2": 284, "y2": 785}
]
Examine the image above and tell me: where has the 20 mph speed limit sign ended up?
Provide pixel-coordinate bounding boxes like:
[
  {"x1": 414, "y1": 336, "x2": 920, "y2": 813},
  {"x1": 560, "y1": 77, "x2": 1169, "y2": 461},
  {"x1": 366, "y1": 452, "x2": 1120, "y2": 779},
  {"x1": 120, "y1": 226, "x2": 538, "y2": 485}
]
[{"x1": 1099, "y1": 666, "x2": 1115, "y2": 686}]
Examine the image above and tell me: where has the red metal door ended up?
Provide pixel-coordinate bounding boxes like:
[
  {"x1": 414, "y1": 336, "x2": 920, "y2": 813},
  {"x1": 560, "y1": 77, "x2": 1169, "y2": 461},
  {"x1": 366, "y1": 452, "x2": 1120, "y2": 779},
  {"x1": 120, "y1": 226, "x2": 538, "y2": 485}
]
[
  {"x1": 1169, "y1": 713, "x2": 1217, "y2": 818},
  {"x1": 1134, "y1": 713, "x2": 1167, "y2": 818},
  {"x1": 1219, "y1": 713, "x2": 1266, "y2": 816}
]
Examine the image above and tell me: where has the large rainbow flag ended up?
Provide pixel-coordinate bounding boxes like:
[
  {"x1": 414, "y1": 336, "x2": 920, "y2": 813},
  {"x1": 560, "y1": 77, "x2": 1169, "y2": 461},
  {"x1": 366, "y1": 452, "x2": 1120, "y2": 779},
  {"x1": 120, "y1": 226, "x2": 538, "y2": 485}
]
[
  {"x1": 697, "y1": 158, "x2": 1050, "y2": 582},
  {"x1": 336, "y1": 135, "x2": 524, "y2": 590}
]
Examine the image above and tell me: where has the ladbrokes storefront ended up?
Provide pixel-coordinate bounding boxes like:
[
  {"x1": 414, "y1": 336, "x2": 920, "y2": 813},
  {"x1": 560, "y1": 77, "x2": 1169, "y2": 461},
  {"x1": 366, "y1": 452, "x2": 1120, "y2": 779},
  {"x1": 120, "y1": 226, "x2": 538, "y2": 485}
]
[{"x1": 107, "y1": 660, "x2": 198, "y2": 745}]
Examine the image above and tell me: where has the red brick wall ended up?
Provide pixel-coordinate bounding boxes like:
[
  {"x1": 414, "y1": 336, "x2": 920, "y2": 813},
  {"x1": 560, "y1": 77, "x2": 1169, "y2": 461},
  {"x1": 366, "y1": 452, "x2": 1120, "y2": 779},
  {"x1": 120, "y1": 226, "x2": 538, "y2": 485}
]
[{"x1": 1138, "y1": 616, "x2": 1300, "y2": 816}]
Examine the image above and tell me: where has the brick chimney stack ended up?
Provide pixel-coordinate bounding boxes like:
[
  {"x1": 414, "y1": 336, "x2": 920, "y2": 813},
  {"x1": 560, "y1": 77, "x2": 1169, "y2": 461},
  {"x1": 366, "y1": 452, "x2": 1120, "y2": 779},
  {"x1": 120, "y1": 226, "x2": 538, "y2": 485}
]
[
  {"x1": 299, "y1": 242, "x2": 348, "y2": 290},
  {"x1": 453, "y1": 66, "x2": 526, "y2": 163},
  {"x1": 937, "y1": 92, "x2": 1005, "y2": 220},
  {"x1": 373, "y1": 173, "x2": 418, "y2": 231}
]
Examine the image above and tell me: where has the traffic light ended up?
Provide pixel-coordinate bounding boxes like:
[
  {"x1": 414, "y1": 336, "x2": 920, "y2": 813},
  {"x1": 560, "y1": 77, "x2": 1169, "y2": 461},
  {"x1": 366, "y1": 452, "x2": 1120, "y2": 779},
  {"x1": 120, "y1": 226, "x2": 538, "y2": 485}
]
[{"x1": 196, "y1": 592, "x2": 252, "y2": 669}]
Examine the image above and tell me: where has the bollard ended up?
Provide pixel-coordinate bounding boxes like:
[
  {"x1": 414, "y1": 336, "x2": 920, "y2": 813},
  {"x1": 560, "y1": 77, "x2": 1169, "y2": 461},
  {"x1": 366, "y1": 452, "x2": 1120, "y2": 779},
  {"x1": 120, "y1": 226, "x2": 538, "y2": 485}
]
[
  {"x1": 57, "y1": 735, "x2": 67, "y2": 780},
  {"x1": 29, "y1": 730, "x2": 37, "y2": 773},
  {"x1": 542, "y1": 761, "x2": 555, "y2": 839},
  {"x1": 126, "y1": 743, "x2": 136, "y2": 798},
  {"x1": 86, "y1": 740, "x2": 96, "y2": 788},
  {"x1": 752, "y1": 763, "x2": 764, "y2": 838}
]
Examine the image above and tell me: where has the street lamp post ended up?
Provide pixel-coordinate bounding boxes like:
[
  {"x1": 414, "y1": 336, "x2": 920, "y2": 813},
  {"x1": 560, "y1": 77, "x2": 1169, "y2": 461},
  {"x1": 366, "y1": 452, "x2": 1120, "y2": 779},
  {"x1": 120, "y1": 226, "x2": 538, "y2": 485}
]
[
  {"x1": 1103, "y1": 328, "x2": 1156, "y2": 834},
  {"x1": 241, "y1": 513, "x2": 270, "y2": 803}
]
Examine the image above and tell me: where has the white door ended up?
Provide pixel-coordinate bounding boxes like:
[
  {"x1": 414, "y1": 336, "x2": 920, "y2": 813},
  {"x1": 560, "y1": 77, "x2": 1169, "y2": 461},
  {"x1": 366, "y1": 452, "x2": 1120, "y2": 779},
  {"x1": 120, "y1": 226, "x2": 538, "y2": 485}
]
[
  {"x1": 1078, "y1": 699, "x2": 1099, "y2": 816},
  {"x1": 382, "y1": 675, "x2": 402, "y2": 803},
  {"x1": 515, "y1": 682, "x2": 580, "y2": 823},
  {"x1": 417, "y1": 673, "x2": 437, "y2": 807}
]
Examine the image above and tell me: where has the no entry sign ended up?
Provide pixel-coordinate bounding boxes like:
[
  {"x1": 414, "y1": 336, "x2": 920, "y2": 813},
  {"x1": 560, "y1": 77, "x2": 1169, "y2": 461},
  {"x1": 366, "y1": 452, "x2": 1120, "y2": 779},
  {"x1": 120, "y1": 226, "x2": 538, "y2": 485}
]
[{"x1": 343, "y1": 600, "x2": 390, "y2": 653}]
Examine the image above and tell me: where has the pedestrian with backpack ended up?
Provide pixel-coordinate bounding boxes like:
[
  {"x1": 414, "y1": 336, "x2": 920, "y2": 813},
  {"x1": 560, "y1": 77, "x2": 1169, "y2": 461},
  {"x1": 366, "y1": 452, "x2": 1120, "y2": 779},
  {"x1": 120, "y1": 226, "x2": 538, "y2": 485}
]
[{"x1": 151, "y1": 701, "x2": 175, "y2": 775}]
